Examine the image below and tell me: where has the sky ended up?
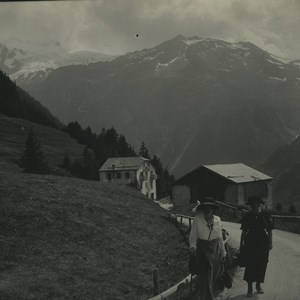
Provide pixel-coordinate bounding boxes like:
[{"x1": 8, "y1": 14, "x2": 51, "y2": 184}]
[{"x1": 0, "y1": 0, "x2": 300, "y2": 59}]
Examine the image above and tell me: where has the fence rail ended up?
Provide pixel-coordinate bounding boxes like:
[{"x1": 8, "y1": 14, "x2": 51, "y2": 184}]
[
  {"x1": 173, "y1": 201, "x2": 300, "y2": 232},
  {"x1": 148, "y1": 274, "x2": 195, "y2": 300}
]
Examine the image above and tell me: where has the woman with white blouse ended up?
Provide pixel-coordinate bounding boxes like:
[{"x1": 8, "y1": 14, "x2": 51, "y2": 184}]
[{"x1": 189, "y1": 197, "x2": 226, "y2": 300}]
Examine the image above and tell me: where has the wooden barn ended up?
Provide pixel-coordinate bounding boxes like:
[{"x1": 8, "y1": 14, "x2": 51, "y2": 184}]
[
  {"x1": 172, "y1": 163, "x2": 273, "y2": 210},
  {"x1": 99, "y1": 156, "x2": 157, "y2": 200}
]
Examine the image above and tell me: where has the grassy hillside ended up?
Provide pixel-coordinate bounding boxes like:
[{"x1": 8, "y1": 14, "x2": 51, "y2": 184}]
[
  {"x1": 0, "y1": 116, "x2": 188, "y2": 300},
  {"x1": 0, "y1": 114, "x2": 84, "y2": 171}
]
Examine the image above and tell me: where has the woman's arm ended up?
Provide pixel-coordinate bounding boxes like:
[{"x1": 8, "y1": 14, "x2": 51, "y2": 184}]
[
  {"x1": 268, "y1": 230, "x2": 273, "y2": 250},
  {"x1": 240, "y1": 230, "x2": 246, "y2": 249},
  {"x1": 189, "y1": 216, "x2": 198, "y2": 252},
  {"x1": 219, "y1": 237, "x2": 227, "y2": 258},
  {"x1": 219, "y1": 218, "x2": 227, "y2": 258}
]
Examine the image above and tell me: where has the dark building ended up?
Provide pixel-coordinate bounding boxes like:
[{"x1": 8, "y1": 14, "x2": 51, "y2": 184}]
[{"x1": 172, "y1": 163, "x2": 272, "y2": 210}]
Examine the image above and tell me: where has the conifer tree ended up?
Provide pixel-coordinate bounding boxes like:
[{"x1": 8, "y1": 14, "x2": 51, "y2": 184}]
[
  {"x1": 20, "y1": 130, "x2": 48, "y2": 174},
  {"x1": 151, "y1": 154, "x2": 175, "y2": 198},
  {"x1": 138, "y1": 141, "x2": 150, "y2": 158}
]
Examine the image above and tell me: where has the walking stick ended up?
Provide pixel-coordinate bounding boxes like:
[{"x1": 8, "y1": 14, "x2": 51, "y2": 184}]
[{"x1": 189, "y1": 273, "x2": 193, "y2": 299}]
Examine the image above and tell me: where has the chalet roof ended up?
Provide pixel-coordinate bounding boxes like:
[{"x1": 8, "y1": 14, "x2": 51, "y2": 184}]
[
  {"x1": 99, "y1": 156, "x2": 149, "y2": 172},
  {"x1": 174, "y1": 163, "x2": 272, "y2": 185},
  {"x1": 203, "y1": 163, "x2": 272, "y2": 183}
]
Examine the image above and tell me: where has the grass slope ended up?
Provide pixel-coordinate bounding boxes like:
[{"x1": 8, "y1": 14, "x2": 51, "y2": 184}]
[
  {"x1": 0, "y1": 116, "x2": 188, "y2": 300},
  {"x1": 0, "y1": 114, "x2": 84, "y2": 171}
]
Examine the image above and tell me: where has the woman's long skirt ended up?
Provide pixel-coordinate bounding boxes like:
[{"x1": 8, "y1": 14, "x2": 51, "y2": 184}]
[
  {"x1": 196, "y1": 238, "x2": 223, "y2": 300},
  {"x1": 243, "y1": 232, "x2": 270, "y2": 283}
]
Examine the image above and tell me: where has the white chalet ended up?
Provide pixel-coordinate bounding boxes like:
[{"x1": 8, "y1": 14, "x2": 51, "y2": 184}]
[{"x1": 99, "y1": 156, "x2": 157, "y2": 200}]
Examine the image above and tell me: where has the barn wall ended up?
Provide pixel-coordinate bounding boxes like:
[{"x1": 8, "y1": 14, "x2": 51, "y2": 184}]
[
  {"x1": 224, "y1": 181, "x2": 272, "y2": 208},
  {"x1": 224, "y1": 185, "x2": 238, "y2": 205},
  {"x1": 188, "y1": 169, "x2": 229, "y2": 203},
  {"x1": 242, "y1": 181, "x2": 271, "y2": 207},
  {"x1": 171, "y1": 185, "x2": 190, "y2": 210}
]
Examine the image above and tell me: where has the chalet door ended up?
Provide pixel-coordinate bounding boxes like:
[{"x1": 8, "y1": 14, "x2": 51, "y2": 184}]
[{"x1": 237, "y1": 185, "x2": 244, "y2": 205}]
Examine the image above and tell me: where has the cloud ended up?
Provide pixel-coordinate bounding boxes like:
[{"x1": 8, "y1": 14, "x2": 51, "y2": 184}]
[{"x1": 0, "y1": 0, "x2": 299, "y2": 58}]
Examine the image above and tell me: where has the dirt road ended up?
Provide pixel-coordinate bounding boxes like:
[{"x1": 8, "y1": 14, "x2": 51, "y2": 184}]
[{"x1": 219, "y1": 221, "x2": 300, "y2": 300}]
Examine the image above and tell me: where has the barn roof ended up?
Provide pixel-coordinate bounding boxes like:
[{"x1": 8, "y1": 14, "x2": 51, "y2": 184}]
[
  {"x1": 99, "y1": 156, "x2": 149, "y2": 172},
  {"x1": 174, "y1": 163, "x2": 272, "y2": 185},
  {"x1": 203, "y1": 163, "x2": 272, "y2": 183}
]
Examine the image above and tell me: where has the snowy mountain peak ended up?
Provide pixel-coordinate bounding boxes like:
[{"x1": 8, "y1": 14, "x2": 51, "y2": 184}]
[{"x1": 0, "y1": 39, "x2": 115, "y2": 86}]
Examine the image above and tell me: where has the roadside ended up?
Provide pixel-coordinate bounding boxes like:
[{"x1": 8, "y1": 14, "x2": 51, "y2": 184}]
[{"x1": 218, "y1": 222, "x2": 300, "y2": 300}]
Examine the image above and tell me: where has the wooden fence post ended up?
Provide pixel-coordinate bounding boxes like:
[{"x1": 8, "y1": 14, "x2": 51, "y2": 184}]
[
  {"x1": 233, "y1": 208, "x2": 237, "y2": 218},
  {"x1": 153, "y1": 268, "x2": 160, "y2": 296}
]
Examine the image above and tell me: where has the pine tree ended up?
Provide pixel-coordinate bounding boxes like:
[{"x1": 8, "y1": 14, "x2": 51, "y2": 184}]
[
  {"x1": 20, "y1": 130, "x2": 48, "y2": 174},
  {"x1": 151, "y1": 155, "x2": 175, "y2": 198},
  {"x1": 138, "y1": 141, "x2": 150, "y2": 158},
  {"x1": 65, "y1": 121, "x2": 83, "y2": 142}
]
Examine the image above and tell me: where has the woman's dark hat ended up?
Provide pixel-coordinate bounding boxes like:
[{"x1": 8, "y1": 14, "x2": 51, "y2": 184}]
[
  {"x1": 246, "y1": 195, "x2": 265, "y2": 205},
  {"x1": 192, "y1": 197, "x2": 219, "y2": 212}
]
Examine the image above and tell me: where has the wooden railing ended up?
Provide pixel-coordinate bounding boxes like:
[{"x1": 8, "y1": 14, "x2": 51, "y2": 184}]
[{"x1": 173, "y1": 201, "x2": 300, "y2": 232}]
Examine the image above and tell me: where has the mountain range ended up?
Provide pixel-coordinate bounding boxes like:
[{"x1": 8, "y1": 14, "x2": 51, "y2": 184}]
[
  {"x1": 0, "y1": 39, "x2": 114, "y2": 88},
  {"x1": 4, "y1": 35, "x2": 300, "y2": 179}
]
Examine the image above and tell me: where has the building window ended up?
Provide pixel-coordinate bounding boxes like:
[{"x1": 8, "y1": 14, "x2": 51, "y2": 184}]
[
  {"x1": 117, "y1": 172, "x2": 121, "y2": 179},
  {"x1": 107, "y1": 173, "x2": 111, "y2": 180},
  {"x1": 125, "y1": 172, "x2": 130, "y2": 179}
]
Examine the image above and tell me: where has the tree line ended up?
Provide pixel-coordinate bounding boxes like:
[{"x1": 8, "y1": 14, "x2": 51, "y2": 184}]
[{"x1": 21, "y1": 123, "x2": 175, "y2": 199}]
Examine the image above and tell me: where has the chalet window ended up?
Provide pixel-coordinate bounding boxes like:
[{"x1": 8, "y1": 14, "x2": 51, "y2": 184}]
[
  {"x1": 117, "y1": 172, "x2": 121, "y2": 179},
  {"x1": 125, "y1": 172, "x2": 130, "y2": 179},
  {"x1": 107, "y1": 173, "x2": 112, "y2": 180}
]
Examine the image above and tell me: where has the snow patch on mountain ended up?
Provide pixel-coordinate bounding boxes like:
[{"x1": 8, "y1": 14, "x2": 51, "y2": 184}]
[
  {"x1": 10, "y1": 62, "x2": 54, "y2": 82},
  {"x1": 156, "y1": 56, "x2": 179, "y2": 70},
  {"x1": 267, "y1": 58, "x2": 284, "y2": 66},
  {"x1": 1, "y1": 39, "x2": 115, "y2": 86},
  {"x1": 143, "y1": 51, "x2": 164, "y2": 61},
  {"x1": 184, "y1": 38, "x2": 205, "y2": 45},
  {"x1": 4, "y1": 57, "x2": 17, "y2": 69},
  {"x1": 270, "y1": 76, "x2": 287, "y2": 81},
  {"x1": 270, "y1": 54, "x2": 293, "y2": 64},
  {"x1": 227, "y1": 43, "x2": 249, "y2": 51},
  {"x1": 155, "y1": 54, "x2": 187, "y2": 73}
]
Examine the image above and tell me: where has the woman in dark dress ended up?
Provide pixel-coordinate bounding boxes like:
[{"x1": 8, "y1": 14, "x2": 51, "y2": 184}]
[{"x1": 240, "y1": 196, "x2": 274, "y2": 297}]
